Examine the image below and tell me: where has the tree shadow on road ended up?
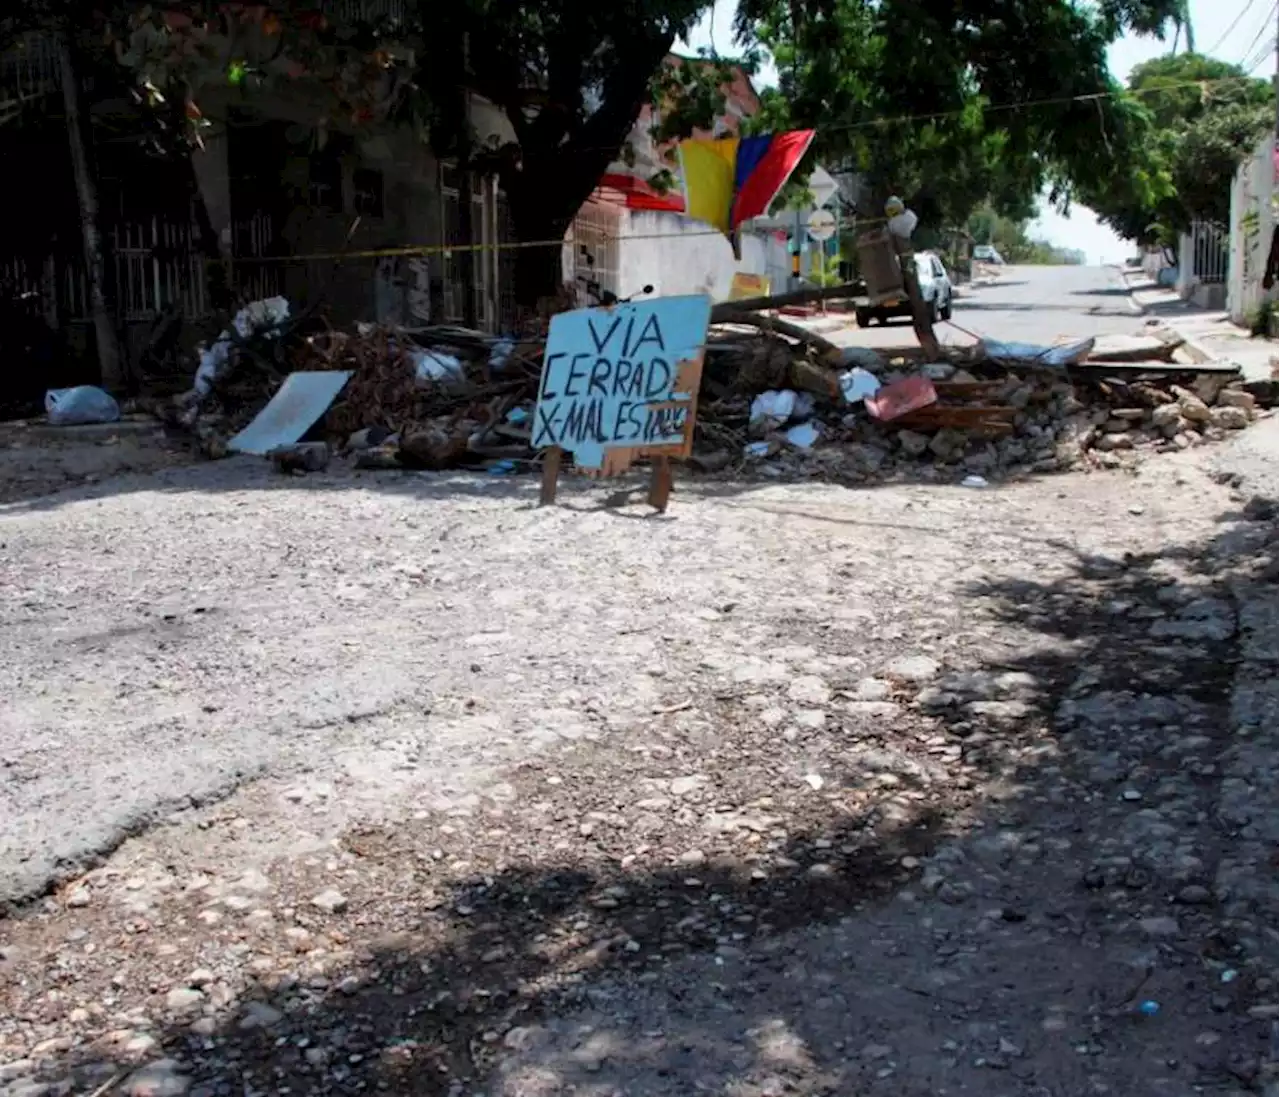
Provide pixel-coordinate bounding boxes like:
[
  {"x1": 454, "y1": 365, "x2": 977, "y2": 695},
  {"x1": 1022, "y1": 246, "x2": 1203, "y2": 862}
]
[{"x1": 9, "y1": 504, "x2": 1278, "y2": 1096}]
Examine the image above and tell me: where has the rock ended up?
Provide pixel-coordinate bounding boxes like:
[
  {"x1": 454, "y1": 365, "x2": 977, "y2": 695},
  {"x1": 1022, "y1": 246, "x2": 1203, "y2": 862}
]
[
  {"x1": 677, "y1": 850, "x2": 707, "y2": 868},
  {"x1": 1210, "y1": 405, "x2": 1251, "y2": 430},
  {"x1": 310, "y1": 888, "x2": 349, "y2": 914},
  {"x1": 238, "y1": 1002, "x2": 283, "y2": 1030},
  {"x1": 187, "y1": 968, "x2": 215, "y2": 987},
  {"x1": 884, "y1": 654, "x2": 940, "y2": 683},
  {"x1": 65, "y1": 885, "x2": 91, "y2": 908},
  {"x1": 1139, "y1": 915, "x2": 1181, "y2": 938},
  {"x1": 164, "y1": 987, "x2": 204, "y2": 1013},
  {"x1": 1173, "y1": 387, "x2": 1212, "y2": 422},
  {"x1": 669, "y1": 775, "x2": 707, "y2": 796},
  {"x1": 1094, "y1": 431, "x2": 1134, "y2": 451},
  {"x1": 897, "y1": 429, "x2": 931, "y2": 457},
  {"x1": 929, "y1": 428, "x2": 966, "y2": 461},
  {"x1": 268, "y1": 442, "x2": 330, "y2": 474},
  {"x1": 1150, "y1": 402, "x2": 1183, "y2": 429},
  {"x1": 787, "y1": 675, "x2": 832, "y2": 706},
  {"x1": 861, "y1": 1043, "x2": 893, "y2": 1060},
  {"x1": 690, "y1": 450, "x2": 733, "y2": 473},
  {"x1": 1243, "y1": 496, "x2": 1278, "y2": 521},
  {"x1": 1216, "y1": 387, "x2": 1257, "y2": 411},
  {"x1": 1177, "y1": 884, "x2": 1212, "y2": 905},
  {"x1": 846, "y1": 443, "x2": 889, "y2": 473},
  {"x1": 122, "y1": 1060, "x2": 190, "y2": 1097},
  {"x1": 0, "y1": 1062, "x2": 35, "y2": 1083},
  {"x1": 846, "y1": 701, "x2": 902, "y2": 718},
  {"x1": 852, "y1": 677, "x2": 892, "y2": 701}
]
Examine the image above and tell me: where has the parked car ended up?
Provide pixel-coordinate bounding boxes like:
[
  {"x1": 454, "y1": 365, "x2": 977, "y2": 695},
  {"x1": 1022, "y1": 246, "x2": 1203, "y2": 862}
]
[
  {"x1": 855, "y1": 251, "x2": 954, "y2": 327},
  {"x1": 972, "y1": 244, "x2": 1005, "y2": 264}
]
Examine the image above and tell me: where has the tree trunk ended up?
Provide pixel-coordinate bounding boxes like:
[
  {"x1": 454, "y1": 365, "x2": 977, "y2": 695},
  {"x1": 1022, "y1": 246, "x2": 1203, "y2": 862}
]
[
  {"x1": 508, "y1": 178, "x2": 576, "y2": 309},
  {"x1": 891, "y1": 234, "x2": 941, "y2": 359},
  {"x1": 57, "y1": 25, "x2": 124, "y2": 391}
]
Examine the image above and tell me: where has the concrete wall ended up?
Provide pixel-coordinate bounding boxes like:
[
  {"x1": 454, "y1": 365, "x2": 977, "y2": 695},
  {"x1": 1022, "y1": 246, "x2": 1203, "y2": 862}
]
[
  {"x1": 1227, "y1": 133, "x2": 1278, "y2": 326},
  {"x1": 615, "y1": 211, "x2": 784, "y2": 301}
]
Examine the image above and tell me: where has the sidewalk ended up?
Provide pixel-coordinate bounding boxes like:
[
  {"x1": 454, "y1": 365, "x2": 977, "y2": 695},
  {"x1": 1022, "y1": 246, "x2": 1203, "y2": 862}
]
[{"x1": 1122, "y1": 270, "x2": 1278, "y2": 382}]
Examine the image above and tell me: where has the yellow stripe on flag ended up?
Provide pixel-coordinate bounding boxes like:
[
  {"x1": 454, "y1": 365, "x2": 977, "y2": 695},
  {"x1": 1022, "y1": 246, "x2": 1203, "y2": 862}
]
[{"x1": 678, "y1": 137, "x2": 739, "y2": 234}]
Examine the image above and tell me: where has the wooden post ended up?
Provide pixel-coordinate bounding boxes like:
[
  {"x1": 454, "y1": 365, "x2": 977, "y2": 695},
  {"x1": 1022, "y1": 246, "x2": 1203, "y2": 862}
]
[
  {"x1": 647, "y1": 456, "x2": 674, "y2": 512},
  {"x1": 539, "y1": 446, "x2": 562, "y2": 506},
  {"x1": 891, "y1": 234, "x2": 941, "y2": 360}
]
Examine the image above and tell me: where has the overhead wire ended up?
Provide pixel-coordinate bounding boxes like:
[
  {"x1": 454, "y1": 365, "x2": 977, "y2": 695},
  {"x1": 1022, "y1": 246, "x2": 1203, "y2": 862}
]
[
  {"x1": 1236, "y1": 0, "x2": 1279, "y2": 68},
  {"x1": 1204, "y1": 0, "x2": 1260, "y2": 56}
]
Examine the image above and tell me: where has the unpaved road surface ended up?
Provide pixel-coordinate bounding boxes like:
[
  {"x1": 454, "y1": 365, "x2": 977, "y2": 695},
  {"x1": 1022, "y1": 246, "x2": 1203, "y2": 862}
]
[{"x1": 0, "y1": 426, "x2": 1276, "y2": 1096}]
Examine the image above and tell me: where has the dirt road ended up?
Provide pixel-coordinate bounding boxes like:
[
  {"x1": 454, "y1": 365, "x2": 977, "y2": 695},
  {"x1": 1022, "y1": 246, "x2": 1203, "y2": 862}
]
[{"x1": 0, "y1": 427, "x2": 1275, "y2": 1096}]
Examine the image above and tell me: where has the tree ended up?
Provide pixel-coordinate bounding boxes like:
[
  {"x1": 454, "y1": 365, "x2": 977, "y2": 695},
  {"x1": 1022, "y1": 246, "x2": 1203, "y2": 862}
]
[
  {"x1": 735, "y1": 0, "x2": 1186, "y2": 235},
  {"x1": 1080, "y1": 53, "x2": 1274, "y2": 244},
  {"x1": 89, "y1": 1, "x2": 724, "y2": 308}
]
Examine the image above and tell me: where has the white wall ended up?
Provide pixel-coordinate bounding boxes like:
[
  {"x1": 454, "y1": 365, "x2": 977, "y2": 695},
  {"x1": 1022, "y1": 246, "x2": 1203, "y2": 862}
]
[
  {"x1": 1227, "y1": 134, "x2": 1278, "y2": 326},
  {"x1": 616, "y1": 211, "x2": 783, "y2": 301}
]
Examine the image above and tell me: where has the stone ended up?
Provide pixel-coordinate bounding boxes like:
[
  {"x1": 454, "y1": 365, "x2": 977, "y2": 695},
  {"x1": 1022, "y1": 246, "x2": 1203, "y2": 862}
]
[
  {"x1": 1173, "y1": 387, "x2": 1212, "y2": 422},
  {"x1": 187, "y1": 968, "x2": 215, "y2": 987},
  {"x1": 1177, "y1": 884, "x2": 1212, "y2": 905},
  {"x1": 669, "y1": 775, "x2": 707, "y2": 796},
  {"x1": 122, "y1": 1060, "x2": 190, "y2": 1097},
  {"x1": 1139, "y1": 915, "x2": 1181, "y2": 939},
  {"x1": 677, "y1": 850, "x2": 707, "y2": 868},
  {"x1": 310, "y1": 888, "x2": 348, "y2": 915},
  {"x1": 884, "y1": 654, "x2": 940, "y2": 683},
  {"x1": 0, "y1": 1062, "x2": 35, "y2": 1083},
  {"x1": 238, "y1": 1002, "x2": 283, "y2": 1030},
  {"x1": 268, "y1": 442, "x2": 331, "y2": 474},
  {"x1": 164, "y1": 987, "x2": 204, "y2": 1013},
  {"x1": 1094, "y1": 431, "x2": 1134, "y2": 451},
  {"x1": 1210, "y1": 406, "x2": 1250, "y2": 430},
  {"x1": 1216, "y1": 388, "x2": 1256, "y2": 411},
  {"x1": 897, "y1": 429, "x2": 931, "y2": 457},
  {"x1": 787, "y1": 675, "x2": 832, "y2": 706},
  {"x1": 929, "y1": 428, "x2": 966, "y2": 460},
  {"x1": 65, "y1": 886, "x2": 91, "y2": 908},
  {"x1": 852, "y1": 677, "x2": 892, "y2": 701}
]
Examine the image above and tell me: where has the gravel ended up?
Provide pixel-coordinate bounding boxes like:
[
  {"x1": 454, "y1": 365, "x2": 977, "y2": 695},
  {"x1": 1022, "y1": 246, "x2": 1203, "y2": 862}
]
[{"x1": 0, "y1": 419, "x2": 1275, "y2": 1096}]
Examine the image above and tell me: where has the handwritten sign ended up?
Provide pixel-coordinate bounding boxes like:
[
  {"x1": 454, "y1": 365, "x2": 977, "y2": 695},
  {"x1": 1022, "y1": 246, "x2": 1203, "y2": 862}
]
[
  {"x1": 729, "y1": 272, "x2": 770, "y2": 300},
  {"x1": 533, "y1": 295, "x2": 711, "y2": 474}
]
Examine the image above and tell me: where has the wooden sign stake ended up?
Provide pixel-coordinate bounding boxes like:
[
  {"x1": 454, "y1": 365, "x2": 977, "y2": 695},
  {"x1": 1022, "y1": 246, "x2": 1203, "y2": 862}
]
[
  {"x1": 539, "y1": 446, "x2": 562, "y2": 506},
  {"x1": 647, "y1": 456, "x2": 674, "y2": 512}
]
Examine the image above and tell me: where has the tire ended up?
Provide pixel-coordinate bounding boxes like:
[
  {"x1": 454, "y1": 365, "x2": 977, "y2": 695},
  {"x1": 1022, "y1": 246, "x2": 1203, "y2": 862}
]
[
  {"x1": 855, "y1": 309, "x2": 870, "y2": 328},
  {"x1": 927, "y1": 298, "x2": 939, "y2": 324},
  {"x1": 940, "y1": 296, "x2": 953, "y2": 321}
]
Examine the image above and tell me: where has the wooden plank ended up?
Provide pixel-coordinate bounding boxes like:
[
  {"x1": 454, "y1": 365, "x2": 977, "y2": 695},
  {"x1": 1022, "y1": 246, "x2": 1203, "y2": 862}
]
[
  {"x1": 539, "y1": 446, "x2": 562, "y2": 506},
  {"x1": 1068, "y1": 359, "x2": 1241, "y2": 375}
]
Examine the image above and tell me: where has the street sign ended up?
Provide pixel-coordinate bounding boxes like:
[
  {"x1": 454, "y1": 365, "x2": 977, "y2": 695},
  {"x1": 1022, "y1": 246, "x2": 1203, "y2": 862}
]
[
  {"x1": 807, "y1": 208, "x2": 837, "y2": 241},
  {"x1": 808, "y1": 166, "x2": 839, "y2": 209}
]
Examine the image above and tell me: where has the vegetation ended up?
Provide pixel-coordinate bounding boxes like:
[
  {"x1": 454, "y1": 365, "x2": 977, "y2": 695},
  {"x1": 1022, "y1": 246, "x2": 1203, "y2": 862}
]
[
  {"x1": 967, "y1": 205, "x2": 1086, "y2": 265},
  {"x1": 1079, "y1": 53, "x2": 1275, "y2": 247}
]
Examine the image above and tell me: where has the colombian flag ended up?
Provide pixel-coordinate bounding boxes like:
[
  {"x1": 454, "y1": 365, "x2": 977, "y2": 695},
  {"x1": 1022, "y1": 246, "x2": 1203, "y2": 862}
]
[{"x1": 678, "y1": 131, "x2": 816, "y2": 237}]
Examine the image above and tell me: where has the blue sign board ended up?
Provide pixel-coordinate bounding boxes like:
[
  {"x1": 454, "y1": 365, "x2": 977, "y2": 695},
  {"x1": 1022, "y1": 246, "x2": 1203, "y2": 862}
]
[{"x1": 532, "y1": 295, "x2": 712, "y2": 471}]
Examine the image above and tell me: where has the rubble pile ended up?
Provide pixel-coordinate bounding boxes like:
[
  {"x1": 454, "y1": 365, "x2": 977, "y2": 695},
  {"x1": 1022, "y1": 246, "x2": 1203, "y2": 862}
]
[{"x1": 163, "y1": 295, "x2": 1270, "y2": 481}]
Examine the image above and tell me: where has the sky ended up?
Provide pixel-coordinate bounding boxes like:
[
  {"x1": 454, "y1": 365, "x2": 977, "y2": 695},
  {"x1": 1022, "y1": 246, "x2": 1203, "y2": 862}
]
[{"x1": 677, "y1": 0, "x2": 1279, "y2": 264}]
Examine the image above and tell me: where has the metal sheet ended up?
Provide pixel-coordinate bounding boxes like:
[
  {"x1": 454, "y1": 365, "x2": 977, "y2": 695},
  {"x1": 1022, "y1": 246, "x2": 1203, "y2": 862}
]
[{"x1": 227, "y1": 371, "x2": 353, "y2": 456}]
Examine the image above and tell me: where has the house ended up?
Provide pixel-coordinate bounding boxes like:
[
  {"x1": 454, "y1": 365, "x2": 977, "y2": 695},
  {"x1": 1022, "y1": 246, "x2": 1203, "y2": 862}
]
[
  {"x1": 1226, "y1": 133, "x2": 1278, "y2": 328},
  {"x1": 565, "y1": 56, "x2": 790, "y2": 303}
]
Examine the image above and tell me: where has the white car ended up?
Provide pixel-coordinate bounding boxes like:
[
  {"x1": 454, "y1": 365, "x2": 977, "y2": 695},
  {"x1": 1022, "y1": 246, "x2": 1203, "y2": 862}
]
[
  {"x1": 973, "y1": 244, "x2": 1005, "y2": 264},
  {"x1": 855, "y1": 251, "x2": 954, "y2": 327}
]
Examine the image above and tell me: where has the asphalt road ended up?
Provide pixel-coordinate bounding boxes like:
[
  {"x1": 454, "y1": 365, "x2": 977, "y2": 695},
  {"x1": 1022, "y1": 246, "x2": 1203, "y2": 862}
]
[{"x1": 841, "y1": 263, "x2": 1148, "y2": 349}]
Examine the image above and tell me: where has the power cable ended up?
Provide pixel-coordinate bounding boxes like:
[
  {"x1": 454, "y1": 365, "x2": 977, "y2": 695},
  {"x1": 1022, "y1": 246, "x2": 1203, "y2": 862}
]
[{"x1": 1205, "y1": 0, "x2": 1259, "y2": 56}]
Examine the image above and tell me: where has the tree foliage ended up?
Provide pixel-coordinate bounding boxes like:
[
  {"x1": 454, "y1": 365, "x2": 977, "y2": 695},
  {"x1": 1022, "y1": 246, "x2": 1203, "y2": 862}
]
[
  {"x1": 1079, "y1": 53, "x2": 1274, "y2": 244},
  {"x1": 735, "y1": 0, "x2": 1184, "y2": 231}
]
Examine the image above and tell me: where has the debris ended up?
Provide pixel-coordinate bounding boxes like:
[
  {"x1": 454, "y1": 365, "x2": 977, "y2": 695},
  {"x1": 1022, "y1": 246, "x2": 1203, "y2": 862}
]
[
  {"x1": 1088, "y1": 331, "x2": 1183, "y2": 362},
  {"x1": 839, "y1": 367, "x2": 881, "y2": 404},
  {"x1": 410, "y1": 347, "x2": 465, "y2": 384},
  {"x1": 269, "y1": 441, "x2": 331, "y2": 474},
  {"x1": 866, "y1": 375, "x2": 937, "y2": 421},
  {"x1": 981, "y1": 337, "x2": 1094, "y2": 369},
  {"x1": 1138, "y1": 1000, "x2": 1161, "y2": 1016},
  {"x1": 751, "y1": 389, "x2": 800, "y2": 426},
  {"x1": 784, "y1": 421, "x2": 821, "y2": 449},
  {"x1": 961, "y1": 474, "x2": 988, "y2": 488},
  {"x1": 45, "y1": 386, "x2": 120, "y2": 426},
  {"x1": 227, "y1": 371, "x2": 353, "y2": 456}
]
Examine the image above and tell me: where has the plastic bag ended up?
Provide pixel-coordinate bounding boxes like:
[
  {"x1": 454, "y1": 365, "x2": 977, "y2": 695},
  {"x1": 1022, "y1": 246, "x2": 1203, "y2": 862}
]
[
  {"x1": 784, "y1": 421, "x2": 821, "y2": 449},
  {"x1": 839, "y1": 367, "x2": 881, "y2": 404},
  {"x1": 45, "y1": 386, "x2": 121, "y2": 426},
  {"x1": 750, "y1": 389, "x2": 798, "y2": 425},
  {"x1": 409, "y1": 348, "x2": 464, "y2": 384},
  {"x1": 488, "y1": 338, "x2": 515, "y2": 372}
]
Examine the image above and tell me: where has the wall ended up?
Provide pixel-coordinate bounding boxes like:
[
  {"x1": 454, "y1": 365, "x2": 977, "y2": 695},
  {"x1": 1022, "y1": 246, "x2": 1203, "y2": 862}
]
[
  {"x1": 615, "y1": 211, "x2": 782, "y2": 301},
  {"x1": 1227, "y1": 133, "x2": 1278, "y2": 326}
]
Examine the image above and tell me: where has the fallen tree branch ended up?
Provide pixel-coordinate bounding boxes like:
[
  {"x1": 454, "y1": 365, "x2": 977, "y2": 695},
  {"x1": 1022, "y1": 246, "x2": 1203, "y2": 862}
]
[{"x1": 712, "y1": 312, "x2": 842, "y2": 358}]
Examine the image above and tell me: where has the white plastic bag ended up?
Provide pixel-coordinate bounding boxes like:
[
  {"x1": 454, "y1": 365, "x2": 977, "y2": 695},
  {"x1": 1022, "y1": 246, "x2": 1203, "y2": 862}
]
[
  {"x1": 45, "y1": 386, "x2": 121, "y2": 426},
  {"x1": 784, "y1": 421, "x2": 821, "y2": 449},
  {"x1": 839, "y1": 367, "x2": 881, "y2": 404},
  {"x1": 409, "y1": 348, "x2": 464, "y2": 384},
  {"x1": 750, "y1": 389, "x2": 798, "y2": 425}
]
